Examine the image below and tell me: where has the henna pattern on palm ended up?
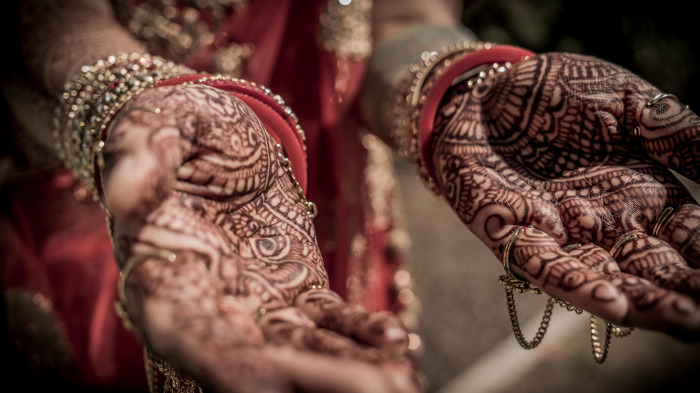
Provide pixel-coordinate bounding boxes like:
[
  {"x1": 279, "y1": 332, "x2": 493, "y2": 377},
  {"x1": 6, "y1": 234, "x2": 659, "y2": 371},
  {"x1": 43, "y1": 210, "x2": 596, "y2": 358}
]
[
  {"x1": 103, "y1": 85, "x2": 416, "y2": 392},
  {"x1": 433, "y1": 52, "x2": 700, "y2": 339}
]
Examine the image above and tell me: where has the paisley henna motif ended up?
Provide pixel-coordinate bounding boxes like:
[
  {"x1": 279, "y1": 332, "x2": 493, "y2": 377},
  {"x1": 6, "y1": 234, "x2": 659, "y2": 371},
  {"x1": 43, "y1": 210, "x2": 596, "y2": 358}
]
[
  {"x1": 433, "y1": 52, "x2": 700, "y2": 338},
  {"x1": 103, "y1": 84, "x2": 415, "y2": 391}
]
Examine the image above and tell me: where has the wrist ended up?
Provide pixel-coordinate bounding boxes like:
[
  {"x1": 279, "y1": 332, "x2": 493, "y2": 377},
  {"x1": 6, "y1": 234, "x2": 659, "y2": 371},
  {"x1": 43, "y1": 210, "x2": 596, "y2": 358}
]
[
  {"x1": 53, "y1": 53, "x2": 194, "y2": 206},
  {"x1": 360, "y1": 24, "x2": 477, "y2": 142},
  {"x1": 417, "y1": 45, "x2": 536, "y2": 193},
  {"x1": 386, "y1": 43, "x2": 535, "y2": 197}
]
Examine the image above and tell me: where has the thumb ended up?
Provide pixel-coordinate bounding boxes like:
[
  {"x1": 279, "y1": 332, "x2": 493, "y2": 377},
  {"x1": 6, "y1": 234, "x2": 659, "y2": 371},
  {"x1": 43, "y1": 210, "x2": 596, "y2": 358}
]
[{"x1": 101, "y1": 105, "x2": 183, "y2": 220}]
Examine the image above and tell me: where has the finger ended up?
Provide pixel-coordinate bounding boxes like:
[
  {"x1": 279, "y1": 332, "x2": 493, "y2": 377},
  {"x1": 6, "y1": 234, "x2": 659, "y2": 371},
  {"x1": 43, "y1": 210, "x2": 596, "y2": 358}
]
[
  {"x1": 102, "y1": 100, "x2": 180, "y2": 219},
  {"x1": 267, "y1": 345, "x2": 420, "y2": 393},
  {"x1": 636, "y1": 92, "x2": 700, "y2": 182},
  {"x1": 504, "y1": 225, "x2": 629, "y2": 324},
  {"x1": 569, "y1": 243, "x2": 700, "y2": 341},
  {"x1": 258, "y1": 307, "x2": 390, "y2": 362},
  {"x1": 614, "y1": 232, "x2": 700, "y2": 301},
  {"x1": 654, "y1": 203, "x2": 700, "y2": 267},
  {"x1": 294, "y1": 288, "x2": 409, "y2": 358}
]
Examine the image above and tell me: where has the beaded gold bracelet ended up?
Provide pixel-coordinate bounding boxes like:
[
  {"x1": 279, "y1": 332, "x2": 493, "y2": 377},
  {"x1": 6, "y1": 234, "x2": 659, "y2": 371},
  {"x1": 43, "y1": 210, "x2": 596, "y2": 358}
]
[
  {"x1": 53, "y1": 53, "x2": 194, "y2": 204},
  {"x1": 385, "y1": 41, "x2": 493, "y2": 196}
]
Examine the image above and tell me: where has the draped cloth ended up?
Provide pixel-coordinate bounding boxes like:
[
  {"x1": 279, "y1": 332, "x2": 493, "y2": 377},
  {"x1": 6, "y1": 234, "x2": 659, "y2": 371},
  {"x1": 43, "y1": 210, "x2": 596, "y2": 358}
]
[{"x1": 1, "y1": 0, "x2": 413, "y2": 390}]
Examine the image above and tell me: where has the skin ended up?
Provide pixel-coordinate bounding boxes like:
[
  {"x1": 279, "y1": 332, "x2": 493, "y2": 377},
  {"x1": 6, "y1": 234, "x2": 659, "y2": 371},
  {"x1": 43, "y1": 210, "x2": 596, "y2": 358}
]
[
  {"x1": 104, "y1": 84, "x2": 418, "y2": 393},
  {"x1": 9, "y1": 0, "x2": 700, "y2": 387},
  {"x1": 432, "y1": 52, "x2": 700, "y2": 341}
]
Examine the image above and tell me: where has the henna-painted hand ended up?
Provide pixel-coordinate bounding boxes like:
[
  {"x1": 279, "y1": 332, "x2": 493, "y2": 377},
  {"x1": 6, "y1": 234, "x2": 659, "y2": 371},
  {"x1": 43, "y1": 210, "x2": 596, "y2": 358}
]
[
  {"x1": 432, "y1": 52, "x2": 700, "y2": 341},
  {"x1": 102, "y1": 84, "x2": 418, "y2": 393}
]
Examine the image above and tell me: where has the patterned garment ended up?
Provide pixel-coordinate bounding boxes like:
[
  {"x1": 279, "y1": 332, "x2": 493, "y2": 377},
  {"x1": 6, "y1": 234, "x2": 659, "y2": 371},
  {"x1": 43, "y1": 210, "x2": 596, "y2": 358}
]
[{"x1": 1, "y1": 0, "x2": 417, "y2": 390}]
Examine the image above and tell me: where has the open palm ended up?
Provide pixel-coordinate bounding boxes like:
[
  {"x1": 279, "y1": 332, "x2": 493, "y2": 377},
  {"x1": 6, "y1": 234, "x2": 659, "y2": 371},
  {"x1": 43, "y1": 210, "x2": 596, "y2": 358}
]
[
  {"x1": 432, "y1": 52, "x2": 700, "y2": 341},
  {"x1": 102, "y1": 83, "x2": 417, "y2": 393}
]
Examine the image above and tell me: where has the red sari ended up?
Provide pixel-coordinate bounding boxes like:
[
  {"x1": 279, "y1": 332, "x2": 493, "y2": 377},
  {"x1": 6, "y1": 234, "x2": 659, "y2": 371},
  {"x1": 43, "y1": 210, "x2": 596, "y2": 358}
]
[{"x1": 1, "y1": 0, "x2": 413, "y2": 390}]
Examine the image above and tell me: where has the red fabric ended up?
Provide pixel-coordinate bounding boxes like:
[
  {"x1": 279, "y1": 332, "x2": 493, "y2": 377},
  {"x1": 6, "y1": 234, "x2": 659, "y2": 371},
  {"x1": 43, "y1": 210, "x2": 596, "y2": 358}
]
[
  {"x1": 3, "y1": 171, "x2": 146, "y2": 390},
  {"x1": 419, "y1": 45, "x2": 536, "y2": 184},
  {"x1": 2, "y1": 0, "x2": 403, "y2": 389}
]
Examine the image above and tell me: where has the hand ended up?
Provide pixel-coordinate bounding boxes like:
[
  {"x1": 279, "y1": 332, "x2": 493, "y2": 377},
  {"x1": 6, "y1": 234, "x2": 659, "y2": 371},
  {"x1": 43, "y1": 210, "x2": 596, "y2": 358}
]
[
  {"x1": 102, "y1": 84, "x2": 418, "y2": 393},
  {"x1": 431, "y1": 51, "x2": 700, "y2": 341}
]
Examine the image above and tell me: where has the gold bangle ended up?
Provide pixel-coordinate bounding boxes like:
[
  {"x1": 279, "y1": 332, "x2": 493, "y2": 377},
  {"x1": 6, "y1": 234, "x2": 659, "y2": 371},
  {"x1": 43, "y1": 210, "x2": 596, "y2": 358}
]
[
  {"x1": 53, "y1": 53, "x2": 194, "y2": 204},
  {"x1": 385, "y1": 41, "x2": 494, "y2": 196}
]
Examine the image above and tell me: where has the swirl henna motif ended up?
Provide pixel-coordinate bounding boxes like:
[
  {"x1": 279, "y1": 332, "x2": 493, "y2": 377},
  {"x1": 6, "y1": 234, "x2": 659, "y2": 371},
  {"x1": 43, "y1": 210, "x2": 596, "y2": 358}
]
[
  {"x1": 102, "y1": 84, "x2": 415, "y2": 392},
  {"x1": 432, "y1": 52, "x2": 700, "y2": 339}
]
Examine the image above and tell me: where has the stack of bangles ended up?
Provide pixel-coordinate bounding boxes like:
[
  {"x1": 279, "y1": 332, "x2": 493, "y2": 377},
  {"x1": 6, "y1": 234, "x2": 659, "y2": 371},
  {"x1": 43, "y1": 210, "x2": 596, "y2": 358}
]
[
  {"x1": 53, "y1": 52, "x2": 316, "y2": 392},
  {"x1": 387, "y1": 42, "x2": 634, "y2": 363}
]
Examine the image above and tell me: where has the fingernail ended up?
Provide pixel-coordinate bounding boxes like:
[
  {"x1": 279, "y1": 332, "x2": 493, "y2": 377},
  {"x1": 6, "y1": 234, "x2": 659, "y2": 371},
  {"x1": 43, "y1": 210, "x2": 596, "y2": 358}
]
[{"x1": 593, "y1": 283, "x2": 621, "y2": 302}]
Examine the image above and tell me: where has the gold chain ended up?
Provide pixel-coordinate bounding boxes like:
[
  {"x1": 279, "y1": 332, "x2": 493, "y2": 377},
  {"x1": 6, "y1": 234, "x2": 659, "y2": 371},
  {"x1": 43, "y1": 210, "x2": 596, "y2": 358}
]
[
  {"x1": 274, "y1": 143, "x2": 318, "y2": 219},
  {"x1": 504, "y1": 288, "x2": 554, "y2": 349},
  {"x1": 498, "y1": 229, "x2": 633, "y2": 363},
  {"x1": 590, "y1": 315, "x2": 612, "y2": 364}
]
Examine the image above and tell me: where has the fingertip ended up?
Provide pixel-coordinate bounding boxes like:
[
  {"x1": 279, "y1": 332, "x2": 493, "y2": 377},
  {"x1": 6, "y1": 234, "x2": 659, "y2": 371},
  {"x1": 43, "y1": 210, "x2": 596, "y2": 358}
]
[
  {"x1": 584, "y1": 281, "x2": 630, "y2": 325},
  {"x1": 104, "y1": 149, "x2": 174, "y2": 220},
  {"x1": 381, "y1": 325, "x2": 410, "y2": 358}
]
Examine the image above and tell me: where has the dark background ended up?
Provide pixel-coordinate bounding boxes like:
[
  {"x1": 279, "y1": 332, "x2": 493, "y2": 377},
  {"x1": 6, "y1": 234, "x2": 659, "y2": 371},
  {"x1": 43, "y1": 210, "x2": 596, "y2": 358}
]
[{"x1": 462, "y1": 0, "x2": 700, "y2": 111}]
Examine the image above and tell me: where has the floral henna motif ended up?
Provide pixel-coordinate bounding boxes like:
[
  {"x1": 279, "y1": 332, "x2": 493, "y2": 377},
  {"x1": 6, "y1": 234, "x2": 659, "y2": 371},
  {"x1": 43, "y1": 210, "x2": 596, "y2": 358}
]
[
  {"x1": 432, "y1": 52, "x2": 700, "y2": 336},
  {"x1": 101, "y1": 84, "x2": 411, "y2": 389}
]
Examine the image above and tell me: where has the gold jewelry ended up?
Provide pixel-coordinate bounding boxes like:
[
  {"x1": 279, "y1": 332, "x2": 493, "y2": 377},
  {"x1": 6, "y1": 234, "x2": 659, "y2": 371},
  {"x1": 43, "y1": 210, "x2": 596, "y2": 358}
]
[
  {"x1": 588, "y1": 316, "x2": 633, "y2": 364},
  {"x1": 561, "y1": 243, "x2": 582, "y2": 252},
  {"x1": 502, "y1": 226, "x2": 527, "y2": 281},
  {"x1": 114, "y1": 250, "x2": 177, "y2": 332},
  {"x1": 144, "y1": 345, "x2": 203, "y2": 393},
  {"x1": 254, "y1": 306, "x2": 267, "y2": 320},
  {"x1": 113, "y1": 250, "x2": 200, "y2": 393},
  {"x1": 590, "y1": 314, "x2": 612, "y2": 364},
  {"x1": 274, "y1": 143, "x2": 317, "y2": 219},
  {"x1": 612, "y1": 325, "x2": 634, "y2": 338},
  {"x1": 386, "y1": 41, "x2": 495, "y2": 196},
  {"x1": 609, "y1": 233, "x2": 638, "y2": 258},
  {"x1": 651, "y1": 206, "x2": 675, "y2": 238},
  {"x1": 646, "y1": 92, "x2": 679, "y2": 108},
  {"x1": 54, "y1": 53, "x2": 194, "y2": 203},
  {"x1": 177, "y1": 74, "x2": 316, "y2": 219},
  {"x1": 500, "y1": 232, "x2": 634, "y2": 363},
  {"x1": 498, "y1": 227, "x2": 583, "y2": 350}
]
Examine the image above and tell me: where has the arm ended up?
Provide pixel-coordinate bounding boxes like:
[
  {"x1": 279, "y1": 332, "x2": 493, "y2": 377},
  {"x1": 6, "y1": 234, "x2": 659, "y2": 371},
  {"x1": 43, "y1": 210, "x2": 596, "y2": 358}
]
[
  {"x1": 362, "y1": 0, "x2": 700, "y2": 350},
  {"x1": 107, "y1": 83, "x2": 415, "y2": 392},
  {"x1": 5, "y1": 0, "x2": 144, "y2": 156},
  {"x1": 361, "y1": 0, "x2": 475, "y2": 145},
  {"x1": 8, "y1": 1, "x2": 419, "y2": 390}
]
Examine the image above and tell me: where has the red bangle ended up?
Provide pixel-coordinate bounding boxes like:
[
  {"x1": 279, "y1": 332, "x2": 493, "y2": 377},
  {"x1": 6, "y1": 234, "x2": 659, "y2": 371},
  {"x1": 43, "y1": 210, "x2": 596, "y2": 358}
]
[
  {"x1": 418, "y1": 45, "x2": 535, "y2": 186},
  {"x1": 155, "y1": 75, "x2": 309, "y2": 192}
]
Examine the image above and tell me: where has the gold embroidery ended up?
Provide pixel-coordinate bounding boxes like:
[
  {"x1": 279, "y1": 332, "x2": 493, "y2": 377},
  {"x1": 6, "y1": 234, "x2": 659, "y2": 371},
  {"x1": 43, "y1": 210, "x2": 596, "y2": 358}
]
[
  {"x1": 113, "y1": 0, "x2": 252, "y2": 75},
  {"x1": 318, "y1": 0, "x2": 373, "y2": 59},
  {"x1": 212, "y1": 42, "x2": 255, "y2": 76}
]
